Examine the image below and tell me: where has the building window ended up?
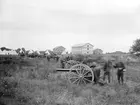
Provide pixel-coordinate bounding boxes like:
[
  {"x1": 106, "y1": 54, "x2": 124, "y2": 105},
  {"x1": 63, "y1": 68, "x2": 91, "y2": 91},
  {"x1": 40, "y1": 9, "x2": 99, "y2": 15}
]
[{"x1": 87, "y1": 48, "x2": 89, "y2": 50}]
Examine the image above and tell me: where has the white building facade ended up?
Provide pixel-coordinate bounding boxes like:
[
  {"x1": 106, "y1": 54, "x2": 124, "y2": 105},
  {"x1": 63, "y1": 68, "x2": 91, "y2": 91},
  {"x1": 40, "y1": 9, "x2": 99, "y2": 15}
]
[{"x1": 71, "y1": 43, "x2": 94, "y2": 54}]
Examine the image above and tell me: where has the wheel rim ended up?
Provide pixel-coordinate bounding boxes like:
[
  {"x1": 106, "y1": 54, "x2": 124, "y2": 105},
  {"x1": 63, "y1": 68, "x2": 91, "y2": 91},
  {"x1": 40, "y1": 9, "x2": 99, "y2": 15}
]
[{"x1": 68, "y1": 64, "x2": 94, "y2": 85}]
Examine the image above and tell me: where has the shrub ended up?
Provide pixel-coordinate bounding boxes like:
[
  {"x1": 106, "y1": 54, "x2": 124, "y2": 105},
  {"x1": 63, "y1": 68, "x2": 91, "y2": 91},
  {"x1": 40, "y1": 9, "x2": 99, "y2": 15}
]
[
  {"x1": 0, "y1": 77, "x2": 18, "y2": 98},
  {"x1": 73, "y1": 54, "x2": 85, "y2": 62},
  {"x1": 83, "y1": 55, "x2": 105, "y2": 66},
  {"x1": 65, "y1": 60, "x2": 80, "y2": 68}
]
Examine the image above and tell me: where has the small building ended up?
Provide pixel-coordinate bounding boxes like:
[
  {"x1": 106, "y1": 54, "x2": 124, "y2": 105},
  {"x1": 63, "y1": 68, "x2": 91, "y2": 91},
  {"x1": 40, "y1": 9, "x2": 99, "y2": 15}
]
[
  {"x1": 28, "y1": 50, "x2": 34, "y2": 55},
  {"x1": 71, "y1": 43, "x2": 94, "y2": 54},
  {"x1": 8, "y1": 50, "x2": 18, "y2": 55}
]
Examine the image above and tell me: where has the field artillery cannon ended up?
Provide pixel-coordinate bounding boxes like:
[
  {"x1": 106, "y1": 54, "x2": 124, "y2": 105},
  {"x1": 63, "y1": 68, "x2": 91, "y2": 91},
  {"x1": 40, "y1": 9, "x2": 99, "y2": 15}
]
[{"x1": 56, "y1": 63, "x2": 94, "y2": 85}]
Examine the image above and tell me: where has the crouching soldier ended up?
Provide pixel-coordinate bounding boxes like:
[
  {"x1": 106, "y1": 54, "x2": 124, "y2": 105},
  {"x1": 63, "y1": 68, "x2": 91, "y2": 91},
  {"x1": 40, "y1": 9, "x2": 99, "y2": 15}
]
[
  {"x1": 90, "y1": 62, "x2": 101, "y2": 84},
  {"x1": 114, "y1": 61, "x2": 126, "y2": 84}
]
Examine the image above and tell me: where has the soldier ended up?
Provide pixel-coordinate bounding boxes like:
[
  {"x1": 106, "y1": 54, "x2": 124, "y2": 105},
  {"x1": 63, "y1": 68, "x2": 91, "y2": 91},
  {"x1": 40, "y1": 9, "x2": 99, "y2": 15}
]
[
  {"x1": 103, "y1": 60, "x2": 113, "y2": 83},
  {"x1": 90, "y1": 62, "x2": 101, "y2": 84},
  {"x1": 56, "y1": 56, "x2": 59, "y2": 62},
  {"x1": 47, "y1": 56, "x2": 50, "y2": 62},
  {"x1": 114, "y1": 61, "x2": 126, "y2": 84},
  {"x1": 60, "y1": 59, "x2": 65, "y2": 68}
]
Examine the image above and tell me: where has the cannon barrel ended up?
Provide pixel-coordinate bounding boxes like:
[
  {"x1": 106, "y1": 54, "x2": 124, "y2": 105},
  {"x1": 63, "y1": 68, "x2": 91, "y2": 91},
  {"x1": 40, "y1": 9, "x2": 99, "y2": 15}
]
[{"x1": 55, "y1": 68, "x2": 70, "y2": 72}]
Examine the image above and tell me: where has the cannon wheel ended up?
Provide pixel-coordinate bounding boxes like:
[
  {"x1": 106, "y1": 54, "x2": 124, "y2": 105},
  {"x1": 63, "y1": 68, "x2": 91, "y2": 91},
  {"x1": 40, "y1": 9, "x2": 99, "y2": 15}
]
[{"x1": 68, "y1": 64, "x2": 94, "y2": 85}]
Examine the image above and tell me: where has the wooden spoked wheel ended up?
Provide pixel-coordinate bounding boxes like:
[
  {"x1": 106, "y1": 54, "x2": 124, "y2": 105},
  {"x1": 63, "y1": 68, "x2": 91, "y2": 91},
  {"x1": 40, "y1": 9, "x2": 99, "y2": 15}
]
[{"x1": 68, "y1": 64, "x2": 94, "y2": 85}]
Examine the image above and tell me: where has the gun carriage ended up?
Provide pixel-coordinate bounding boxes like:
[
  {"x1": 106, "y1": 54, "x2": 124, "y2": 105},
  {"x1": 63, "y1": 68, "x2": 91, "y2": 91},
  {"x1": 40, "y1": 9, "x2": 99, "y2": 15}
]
[{"x1": 56, "y1": 63, "x2": 94, "y2": 85}]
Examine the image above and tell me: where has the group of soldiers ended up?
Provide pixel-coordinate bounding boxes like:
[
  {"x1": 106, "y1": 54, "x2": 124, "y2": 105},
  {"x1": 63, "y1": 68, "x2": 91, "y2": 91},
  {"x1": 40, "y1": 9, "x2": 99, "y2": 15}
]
[
  {"x1": 60, "y1": 57, "x2": 126, "y2": 85},
  {"x1": 90, "y1": 60, "x2": 126, "y2": 85}
]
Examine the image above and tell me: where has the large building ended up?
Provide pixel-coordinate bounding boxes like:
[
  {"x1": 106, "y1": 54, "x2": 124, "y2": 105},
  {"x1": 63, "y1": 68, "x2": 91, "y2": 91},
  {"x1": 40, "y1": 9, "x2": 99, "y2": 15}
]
[{"x1": 71, "y1": 43, "x2": 94, "y2": 54}]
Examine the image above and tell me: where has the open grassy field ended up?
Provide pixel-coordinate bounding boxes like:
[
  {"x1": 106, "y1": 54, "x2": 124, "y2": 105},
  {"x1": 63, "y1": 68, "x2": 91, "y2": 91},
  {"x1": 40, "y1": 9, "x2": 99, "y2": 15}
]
[{"x1": 0, "y1": 56, "x2": 140, "y2": 105}]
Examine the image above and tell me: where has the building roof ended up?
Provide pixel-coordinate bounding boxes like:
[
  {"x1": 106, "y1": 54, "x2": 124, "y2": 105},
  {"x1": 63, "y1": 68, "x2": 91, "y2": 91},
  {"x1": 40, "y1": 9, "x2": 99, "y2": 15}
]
[
  {"x1": 44, "y1": 50, "x2": 51, "y2": 55},
  {"x1": 28, "y1": 50, "x2": 34, "y2": 54},
  {"x1": 9, "y1": 50, "x2": 18, "y2": 55},
  {"x1": 72, "y1": 43, "x2": 93, "y2": 47},
  {"x1": 39, "y1": 50, "x2": 51, "y2": 55},
  {"x1": 35, "y1": 50, "x2": 40, "y2": 54}
]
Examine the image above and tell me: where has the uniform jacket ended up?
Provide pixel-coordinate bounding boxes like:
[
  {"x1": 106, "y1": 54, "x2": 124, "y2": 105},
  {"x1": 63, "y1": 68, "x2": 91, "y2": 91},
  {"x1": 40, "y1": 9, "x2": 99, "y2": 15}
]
[{"x1": 114, "y1": 62, "x2": 125, "y2": 71}]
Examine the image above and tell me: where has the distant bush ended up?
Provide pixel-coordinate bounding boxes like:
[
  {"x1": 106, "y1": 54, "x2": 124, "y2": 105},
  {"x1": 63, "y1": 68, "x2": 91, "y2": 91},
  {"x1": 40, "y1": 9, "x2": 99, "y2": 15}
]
[
  {"x1": 65, "y1": 60, "x2": 80, "y2": 68},
  {"x1": 83, "y1": 55, "x2": 105, "y2": 66},
  {"x1": 73, "y1": 54, "x2": 85, "y2": 62}
]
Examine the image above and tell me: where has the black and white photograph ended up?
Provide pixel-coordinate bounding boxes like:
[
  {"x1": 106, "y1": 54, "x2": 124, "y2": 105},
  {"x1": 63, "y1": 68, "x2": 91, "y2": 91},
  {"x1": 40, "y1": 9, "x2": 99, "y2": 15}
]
[{"x1": 1, "y1": 0, "x2": 140, "y2": 105}]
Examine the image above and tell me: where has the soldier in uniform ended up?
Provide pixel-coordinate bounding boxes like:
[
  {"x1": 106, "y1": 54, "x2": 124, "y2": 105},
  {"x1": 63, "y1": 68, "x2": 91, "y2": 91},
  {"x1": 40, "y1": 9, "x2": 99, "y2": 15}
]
[
  {"x1": 90, "y1": 62, "x2": 101, "y2": 84},
  {"x1": 114, "y1": 61, "x2": 126, "y2": 84},
  {"x1": 60, "y1": 59, "x2": 65, "y2": 68},
  {"x1": 103, "y1": 60, "x2": 113, "y2": 83}
]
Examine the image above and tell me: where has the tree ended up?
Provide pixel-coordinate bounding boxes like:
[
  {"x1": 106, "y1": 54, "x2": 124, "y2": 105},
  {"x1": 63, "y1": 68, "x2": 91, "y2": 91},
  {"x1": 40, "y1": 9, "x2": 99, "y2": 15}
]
[
  {"x1": 53, "y1": 46, "x2": 65, "y2": 55},
  {"x1": 16, "y1": 48, "x2": 21, "y2": 54},
  {"x1": 21, "y1": 48, "x2": 26, "y2": 53},
  {"x1": 20, "y1": 48, "x2": 26, "y2": 56},
  {"x1": 73, "y1": 54, "x2": 85, "y2": 62},
  {"x1": 16, "y1": 48, "x2": 26, "y2": 56},
  {"x1": 130, "y1": 39, "x2": 140, "y2": 56},
  {"x1": 0, "y1": 47, "x2": 6, "y2": 51},
  {"x1": 0, "y1": 47, "x2": 11, "y2": 51},
  {"x1": 93, "y1": 48, "x2": 103, "y2": 55}
]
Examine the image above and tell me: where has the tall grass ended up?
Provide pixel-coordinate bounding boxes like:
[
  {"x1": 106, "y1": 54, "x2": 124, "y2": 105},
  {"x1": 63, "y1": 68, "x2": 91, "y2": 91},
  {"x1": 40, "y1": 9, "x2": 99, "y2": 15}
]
[{"x1": 1, "y1": 57, "x2": 140, "y2": 105}]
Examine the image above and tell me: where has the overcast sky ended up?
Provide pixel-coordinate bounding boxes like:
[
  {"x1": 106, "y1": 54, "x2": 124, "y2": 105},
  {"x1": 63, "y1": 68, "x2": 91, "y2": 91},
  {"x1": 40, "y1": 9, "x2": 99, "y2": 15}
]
[{"x1": 0, "y1": 0, "x2": 140, "y2": 53}]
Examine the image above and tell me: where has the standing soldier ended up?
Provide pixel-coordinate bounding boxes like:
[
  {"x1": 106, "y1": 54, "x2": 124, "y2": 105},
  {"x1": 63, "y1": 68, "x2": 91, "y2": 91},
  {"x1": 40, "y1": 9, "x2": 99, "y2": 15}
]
[
  {"x1": 47, "y1": 56, "x2": 50, "y2": 62},
  {"x1": 103, "y1": 60, "x2": 113, "y2": 83},
  {"x1": 90, "y1": 62, "x2": 101, "y2": 84},
  {"x1": 114, "y1": 61, "x2": 126, "y2": 84},
  {"x1": 60, "y1": 59, "x2": 65, "y2": 68},
  {"x1": 56, "y1": 56, "x2": 59, "y2": 62}
]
